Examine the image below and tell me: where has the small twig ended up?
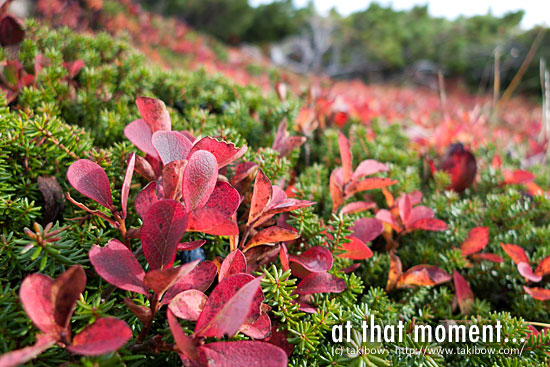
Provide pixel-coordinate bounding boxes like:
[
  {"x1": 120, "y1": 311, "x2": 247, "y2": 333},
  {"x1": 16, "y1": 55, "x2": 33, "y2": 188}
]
[{"x1": 500, "y1": 27, "x2": 547, "y2": 103}]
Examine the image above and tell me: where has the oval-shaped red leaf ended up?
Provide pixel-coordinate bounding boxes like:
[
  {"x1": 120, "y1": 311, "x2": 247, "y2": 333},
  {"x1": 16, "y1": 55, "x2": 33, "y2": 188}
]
[
  {"x1": 67, "y1": 317, "x2": 132, "y2": 356},
  {"x1": 189, "y1": 136, "x2": 247, "y2": 168},
  {"x1": 460, "y1": 227, "x2": 489, "y2": 256},
  {"x1": 135, "y1": 182, "x2": 159, "y2": 219},
  {"x1": 248, "y1": 170, "x2": 272, "y2": 225},
  {"x1": 518, "y1": 262, "x2": 542, "y2": 283},
  {"x1": 20, "y1": 274, "x2": 57, "y2": 334},
  {"x1": 337, "y1": 236, "x2": 373, "y2": 260},
  {"x1": 219, "y1": 250, "x2": 247, "y2": 282},
  {"x1": 67, "y1": 159, "x2": 113, "y2": 209},
  {"x1": 294, "y1": 271, "x2": 346, "y2": 295},
  {"x1": 183, "y1": 150, "x2": 218, "y2": 212},
  {"x1": 195, "y1": 274, "x2": 264, "y2": 338},
  {"x1": 51, "y1": 265, "x2": 86, "y2": 329},
  {"x1": 187, "y1": 207, "x2": 239, "y2": 236},
  {"x1": 352, "y1": 218, "x2": 383, "y2": 243},
  {"x1": 169, "y1": 290, "x2": 208, "y2": 321},
  {"x1": 289, "y1": 246, "x2": 333, "y2": 278},
  {"x1": 124, "y1": 119, "x2": 157, "y2": 157},
  {"x1": 535, "y1": 256, "x2": 550, "y2": 277},
  {"x1": 0, "y1": 333, "x2": 57, "y2": 367},
  {"x1": 136, "y1": 97, "x2": 171, "y2": 132},
  {"x1": 352, "y1": 160, "x2": 388, "y2": 181},
  {"x1": 141, "y1": 200, "x2": 188, "y2": 270},
  {"x1": 501, "y1": 243, "x2": 530, "y2": 265},
  {"x1": 337, "y1": 132, "x2": 353, "y2": 183},
  {"x1": 244, "y1": 226, "x2": 300, "y2": 252},
  {"x1": 167, "y1": 309, "x2": 199, "y2": 360},
  {"x1": 205, "y1": 181, "x2": 241, "y2": 218},
  {"x1": 523, "y1": 286, "x2": 550, "y2": 301},
  {"x1": 89, "y1": 239, "x2": 147, "y2": 295},
  {"x1": 152, "y1": 131, "x2": 192, "y2": 165},
  {"x1": 453, "y1": 271, "x2": 474, "y2": 314},
  {"x1": 121, "y1": 153, "x2": 136, "y2": 219},
  {"x1": 200, "y1": 341, "x2": 287, "y2": 367}
]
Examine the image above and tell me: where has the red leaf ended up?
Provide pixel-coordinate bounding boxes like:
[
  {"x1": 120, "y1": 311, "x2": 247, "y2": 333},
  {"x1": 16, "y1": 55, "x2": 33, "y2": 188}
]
[
  {"x1": 439, "y1": 144, "x2": 477, "y2": 193},
  {"x1": 167, "y1": 310, "x2": 199, "y2": 361},
  {"x1": 329, "y1": 167, "x2": 344, "y2": 212},
  {"x1": 141, "y1": 200, "x2": 188, "y2": 270},
  {"x1": 386, "y1": 250, "x2": 403, "y2": 291},
  {"x1": 240, "y1": 312, "x2": 271, "y2": 339},
  {"x1": 523, "y1": 286, "x2": 550, "y2": 301},
  {"x1": 135, "y1": 182, "x2": 158, "y2": 219},
  {"x1": 0, "y1": 333, "x2": 57, "y2": 367},
  {"x1": 51, "y1": 265, "x2": 86, "y2": 330},
  {"x1": 453, "y1": 271, "x2": 474, "y2": 314},
  {"x1": 200, "y1": 341, "x2": 287, "y2": 367},
  {"x1": 67, "y1": 159, "x2": 113, "y2": 209},
  {"x1": 0, "y1": 15, "x2": 25, "y2": 47},
  {"x1": 123, "y1": 298, "x2": 152, "y2": 324},
  {"x1": 152, "y1": 131, "x2": 192, "y2": 165},
  {"x1": 195, "y1": 274, "x2": 264, "y2": 338},
  {"x1": 261, "y1": 197, "x2": 315, "y2": 219},
  {"x1": 266, "y1": 322, "x2": 294, "y2": 357},
  {"x1": 398, "y1": 265, "x2": 451, "y2": 288},
  {"x1": 338, "y1": 132, "x2": 353, "y2": 183},
  {"x1": 124, "y1": 119, "x2": 157, "y2": 157},
  {"x1": 177, "y1": 240, "x2": 206, "y2": 251},
  {"x1": 398, "y1": 195, "x2": 411, "y2": 224},
  {"x1": 501, "y1": 243, "x2": 530, "y2": 265},
  {"x1": 337, "y1": 236, "x2": 373, "y2": 260},
  {"x1": 352, "y1": 218, "x2": 383, "y2": 243},
  {"x1": 89, "y1": 239, "x2": 147, "y2": 295},
  {"x1": 289, "y1": 246, "x2": 333, "y2": 278},
  {"x1": 535, "y1": 256, "x2": 550, "y2": 277},
  {"x1": 248, "y1": 170, "x2": 272, "y2": 225},
  {"x1": 460, "y1": 227, "x2": 489, "y2": 256},
  {"x1": 183, "y1": 150, "x2": 218, "y2": 212},
  {"x1": 136, "y1": 97, "x2": 171, "y2": 132},
  {"x1": 187, "y1": 207, "x2": 239, "y2": 236},
  {"x1": 67, "y1": 318, "x2": 132, "y2": 356},
  {"x1": 340, "y1": 263, "x2": 361, "y2": 273},
  {"x1": 244, "y1": 226, "x2": 300, "y2": 251},
  {"x1": 341, "y1": 201, "x2": 376, "y2": 214},
  {"x1": 163, "y1": 261, "x2": 218, "y2": 305},
  {"x1": 345, "y1": 178, "x2": 397, "y2": 197},
  {"x1": 517, "y1": 262, "x2": 542, "y2": 283},
  {"x1": 19, "y1": 274, "x2": 57, "y2": 334},
  {"x1": 352, "y1": 160, "x2": 388, "y2": 181},
  {"x1": 405, "y1": 206, "x2": 434, "y2": 227},
  {"x1": 121, "y1": 153, "x2": 135, "y2": 219},
  {"x1": 189, "y1": 137, "x2": 247, "y2": 168},
  {"x1": 169, "y1": 290, "x2": 208, "y2": 321},
  {"x1": 162, "y1": 160, "x2": 187, "y2": 200},
  {"x1": 272, "y1": 119, "x2": 306, "y2": 158},
  {"x1": 502, "y1": 169, "x2": 535, "y2": 185},
  {"x1": 63, "y1": 60, "x2": 85, "y2": 79},
  {"x1": 134, "y1": 154, "x2": 157, "y2": 181},
  {"x1": 294, "y1": 271, "x2": 346, "y2": 294},
  {"x1": 219, "y1": 250, "x2": 247, "y2": 282},
  {"x1": 145, "y1": 260, "x2": 199, "y2": 296},
  {"x1": 205, "y1": 181, "x2": 241, "y2": 217},
  {"x1": 407, "y1": 218, "x2": 447, "y2": 232},
  {"x1": 279, "y1": 243, "x2": 290, "y2": 271},
  {"x1": 470, "y1": 253, "x2": 503, "y2": 263}
]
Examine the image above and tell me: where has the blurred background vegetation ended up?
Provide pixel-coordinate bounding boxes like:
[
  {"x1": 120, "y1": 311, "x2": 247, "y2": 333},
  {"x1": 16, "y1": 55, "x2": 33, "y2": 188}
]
[{"x1": 139, "y1": 0, "x2": 548, "y2": 96}]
